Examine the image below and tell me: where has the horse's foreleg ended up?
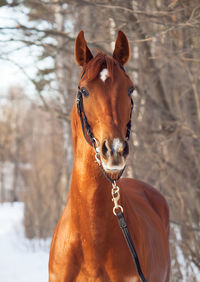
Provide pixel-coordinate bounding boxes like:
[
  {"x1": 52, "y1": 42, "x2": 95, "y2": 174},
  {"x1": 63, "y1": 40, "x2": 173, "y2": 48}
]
[{"x1": 49, "y1": 234, "x2": 82, "y2": 282}]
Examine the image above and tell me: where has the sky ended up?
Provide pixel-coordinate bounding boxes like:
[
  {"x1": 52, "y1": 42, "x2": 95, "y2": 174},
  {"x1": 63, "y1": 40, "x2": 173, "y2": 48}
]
[{"x1": 0, "y1": 5, "x2": 37, "y2": 97}]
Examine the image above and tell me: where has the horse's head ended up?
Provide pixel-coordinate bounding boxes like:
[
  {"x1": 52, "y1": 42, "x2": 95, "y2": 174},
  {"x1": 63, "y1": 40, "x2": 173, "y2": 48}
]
[{"x1": 75, "y1": 31, "x2": 134, "y2": 179}]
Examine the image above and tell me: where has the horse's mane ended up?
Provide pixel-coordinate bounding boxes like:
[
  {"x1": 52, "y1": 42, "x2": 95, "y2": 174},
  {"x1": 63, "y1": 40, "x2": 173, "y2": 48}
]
[{"x1": 81, "y1": 52, "x2": 116, "y2": 82}]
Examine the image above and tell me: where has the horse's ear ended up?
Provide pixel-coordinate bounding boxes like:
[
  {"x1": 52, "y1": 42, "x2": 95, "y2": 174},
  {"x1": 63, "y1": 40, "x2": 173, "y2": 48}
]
[
  {"x1": 75, "y1": 31, "x2": 93, "y2": 66},
  {"x1": 113, "y1": 30, "x2": 130, "y2": 66}
]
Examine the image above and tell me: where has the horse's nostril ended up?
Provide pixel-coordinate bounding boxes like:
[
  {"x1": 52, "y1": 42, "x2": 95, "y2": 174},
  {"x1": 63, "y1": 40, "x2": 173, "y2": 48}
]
[
  {"x1": 123, "y1": 141, "x2": 129, "y2": 157},
  {"x1": 102, "y1": 140, "x2": 108, "y2": 157},
  {"x1": 101, "y1": 139, "x2": 128, "y2": 159}
]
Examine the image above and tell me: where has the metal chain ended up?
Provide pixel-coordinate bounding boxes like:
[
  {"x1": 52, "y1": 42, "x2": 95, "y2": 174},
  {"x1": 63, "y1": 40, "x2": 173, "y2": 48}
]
[{"x1": 93, "y1": 138, "x2": 101, "y2": 166}]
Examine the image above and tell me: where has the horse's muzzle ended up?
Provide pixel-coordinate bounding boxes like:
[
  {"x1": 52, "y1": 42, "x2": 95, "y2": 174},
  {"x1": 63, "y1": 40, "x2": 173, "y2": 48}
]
[{"x1": 100, "y1": 138, "x2": 129, "y2": 173}]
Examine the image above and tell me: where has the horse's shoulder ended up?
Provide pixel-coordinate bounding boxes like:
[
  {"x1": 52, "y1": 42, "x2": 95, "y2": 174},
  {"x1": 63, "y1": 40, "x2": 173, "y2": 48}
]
[
  {"x1": 50, "y1": 199, "x2": 79, "y2": 255},
  {"x1": 120, "y1": 178, "x2": 169, "y2": 234}
]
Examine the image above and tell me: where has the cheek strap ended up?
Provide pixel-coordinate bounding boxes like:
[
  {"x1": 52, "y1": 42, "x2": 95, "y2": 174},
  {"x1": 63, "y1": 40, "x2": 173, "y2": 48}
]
[
  {"x1": 76, "y1": 88, "x2": 96, "y2": 147},
  {"x1": 126, "y1": 98, "x2": 134, "y2": 140}
]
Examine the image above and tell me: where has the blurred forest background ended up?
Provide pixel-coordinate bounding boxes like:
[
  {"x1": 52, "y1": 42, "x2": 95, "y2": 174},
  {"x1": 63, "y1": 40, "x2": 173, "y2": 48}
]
[{"x1": 0, "y1": 0, "x2": 200, "y2": 281}]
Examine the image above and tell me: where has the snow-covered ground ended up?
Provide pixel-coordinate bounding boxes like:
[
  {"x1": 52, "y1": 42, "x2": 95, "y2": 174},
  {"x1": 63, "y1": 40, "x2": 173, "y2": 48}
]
[{"x1": 0, "y1": 202, "x2": 51, "y2": 282}]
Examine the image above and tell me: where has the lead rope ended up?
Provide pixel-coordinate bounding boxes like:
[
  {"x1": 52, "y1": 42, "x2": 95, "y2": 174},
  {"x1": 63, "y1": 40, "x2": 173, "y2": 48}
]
[{"x1": 111, "y1": 181, "x2": 147, "y2": 282}]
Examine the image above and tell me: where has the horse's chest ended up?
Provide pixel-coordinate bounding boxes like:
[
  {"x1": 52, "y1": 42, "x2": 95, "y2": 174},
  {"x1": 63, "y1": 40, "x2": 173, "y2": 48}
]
[
  {"x1": 77, "y1": 243, "x2": 138, "y2": 281},
  {"x1": 76, "y1": 268, "x2": 139, "y2": 282}
]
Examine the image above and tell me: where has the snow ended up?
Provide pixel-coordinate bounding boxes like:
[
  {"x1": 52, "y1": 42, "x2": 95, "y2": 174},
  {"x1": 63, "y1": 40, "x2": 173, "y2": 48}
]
[
  {"x1": 0, "y1": 202, "x2": 51, "y2": 282},
  {"x1": 172, "y1": 224, "x2": 200, "y2": 281}
]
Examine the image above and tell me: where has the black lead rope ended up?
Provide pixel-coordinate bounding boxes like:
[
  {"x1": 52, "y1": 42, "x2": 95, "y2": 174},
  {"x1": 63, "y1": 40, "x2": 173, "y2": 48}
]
[{"x1": 117, "y1": 212, "x2": 147, "y2": 282}]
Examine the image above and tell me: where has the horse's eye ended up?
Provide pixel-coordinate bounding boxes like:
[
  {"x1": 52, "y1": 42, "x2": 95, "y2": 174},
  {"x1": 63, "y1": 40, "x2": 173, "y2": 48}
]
[
  {"x1": 81, "y1": 87, "x2": 89, "y2": 97},
  {"x1": 128, "y1": 86, "x2": 135, "y2": 96}
]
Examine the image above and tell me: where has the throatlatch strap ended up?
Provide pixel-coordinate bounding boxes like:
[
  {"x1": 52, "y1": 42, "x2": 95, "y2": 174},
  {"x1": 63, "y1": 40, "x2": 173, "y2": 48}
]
[{"x1": 116, "y1": 212, "x2": 147, "y2": 282}]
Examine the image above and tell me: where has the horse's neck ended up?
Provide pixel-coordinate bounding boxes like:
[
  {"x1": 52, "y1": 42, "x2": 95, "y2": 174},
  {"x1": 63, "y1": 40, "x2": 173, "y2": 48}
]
[{"x1": 70, "y1": 135, "x2": 113, "y2": 226}]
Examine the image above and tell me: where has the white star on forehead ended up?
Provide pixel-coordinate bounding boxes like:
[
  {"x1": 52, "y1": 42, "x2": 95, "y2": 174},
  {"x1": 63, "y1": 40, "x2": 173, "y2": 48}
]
[{"x1": 100, "y1": 68, "x2": 109, "y2": 82}]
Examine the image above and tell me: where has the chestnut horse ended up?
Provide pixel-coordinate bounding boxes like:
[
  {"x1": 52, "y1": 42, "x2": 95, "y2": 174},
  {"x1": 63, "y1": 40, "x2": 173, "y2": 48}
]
[{"x1": 49, "y1": 31, "x2": 170, "y2": 282}]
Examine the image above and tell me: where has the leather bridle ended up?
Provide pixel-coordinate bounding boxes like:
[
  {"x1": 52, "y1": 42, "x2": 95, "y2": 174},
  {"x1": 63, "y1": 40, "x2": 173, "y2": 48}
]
[
  {"x1": 76, "y1": 67, "x2": 147, "y2": 282},
  {"x1": 76, "y1": 83, "x2": 133, "y2": 183}
]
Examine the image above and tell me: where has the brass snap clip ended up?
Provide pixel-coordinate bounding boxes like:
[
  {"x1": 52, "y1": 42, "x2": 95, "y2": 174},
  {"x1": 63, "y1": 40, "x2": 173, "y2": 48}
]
[{"x1": 112, "y1": 181, "x2": 123, "y2": 216}]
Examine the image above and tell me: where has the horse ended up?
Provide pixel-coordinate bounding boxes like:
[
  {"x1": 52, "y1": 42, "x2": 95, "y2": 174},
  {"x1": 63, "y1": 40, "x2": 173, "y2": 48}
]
[{"x1": 49, "y1": 30, "x2": 170, "y2": 282}]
